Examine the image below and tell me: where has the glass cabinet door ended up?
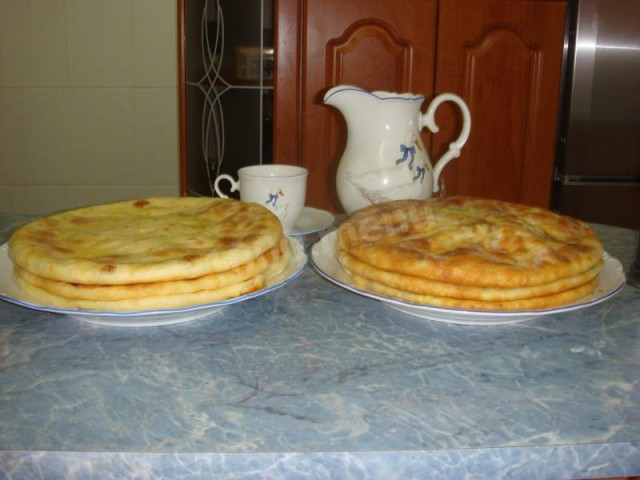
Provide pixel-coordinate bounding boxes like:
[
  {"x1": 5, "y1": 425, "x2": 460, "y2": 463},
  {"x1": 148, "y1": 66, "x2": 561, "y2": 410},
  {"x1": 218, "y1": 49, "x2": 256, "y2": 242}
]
[{"x1": 180, "y1": 0, "x2": 274, "y2": 198}]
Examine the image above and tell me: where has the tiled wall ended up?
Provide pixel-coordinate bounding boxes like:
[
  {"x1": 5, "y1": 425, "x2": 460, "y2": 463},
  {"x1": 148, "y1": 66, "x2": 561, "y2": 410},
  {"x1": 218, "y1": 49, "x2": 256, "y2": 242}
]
[{"x1": 0, "y1": 0, "x2": 180, "y2": 214}]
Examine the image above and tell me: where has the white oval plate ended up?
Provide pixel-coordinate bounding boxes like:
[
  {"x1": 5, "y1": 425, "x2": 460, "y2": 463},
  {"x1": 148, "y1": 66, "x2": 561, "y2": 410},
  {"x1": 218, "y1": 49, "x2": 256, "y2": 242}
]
[
  {"x1": 288, "y1": 207, "x2": 335, "y2": 236},
  {"x1": 0, "y1": 238, "x2": 307, "y2": 327},
  {"x1": 311, "y1": 231, "x2": 626, "y2": 325}
]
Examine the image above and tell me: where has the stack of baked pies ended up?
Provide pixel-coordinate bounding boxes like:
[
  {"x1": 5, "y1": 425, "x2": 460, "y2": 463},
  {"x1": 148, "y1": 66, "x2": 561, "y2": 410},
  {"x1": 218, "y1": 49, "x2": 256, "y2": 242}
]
[
  {"x1": 9, "y1": 197, "x2": 290, "y2": 312},
  {"x1": 336, "y1": 197, "x2": 604, "y2": 311}
]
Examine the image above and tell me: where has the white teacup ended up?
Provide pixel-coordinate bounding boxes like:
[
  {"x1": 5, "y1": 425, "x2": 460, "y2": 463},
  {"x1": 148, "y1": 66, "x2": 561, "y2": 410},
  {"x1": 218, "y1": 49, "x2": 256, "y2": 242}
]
[{"x1": 214, "y1": 165, "x2": 308, "y2": 233}]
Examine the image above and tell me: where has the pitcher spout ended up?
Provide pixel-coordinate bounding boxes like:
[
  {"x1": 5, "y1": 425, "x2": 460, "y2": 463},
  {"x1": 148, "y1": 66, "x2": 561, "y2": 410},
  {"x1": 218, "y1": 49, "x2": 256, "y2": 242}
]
[{"x1": 323, "y1": 85, "x2": 372, "y2": 111}]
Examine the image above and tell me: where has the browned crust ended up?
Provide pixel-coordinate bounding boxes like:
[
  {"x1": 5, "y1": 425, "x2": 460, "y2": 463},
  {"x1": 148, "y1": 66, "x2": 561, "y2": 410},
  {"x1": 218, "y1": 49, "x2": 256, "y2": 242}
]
[
  {"x1": 9, "y1": 197, "x2": 283, "y2": 285},
  {"x1": 338, "y1": 197, "x2": 603, "y2": 289},
  {"x1": 347, "y1": 270, "x2": 599, "y2": 311}
]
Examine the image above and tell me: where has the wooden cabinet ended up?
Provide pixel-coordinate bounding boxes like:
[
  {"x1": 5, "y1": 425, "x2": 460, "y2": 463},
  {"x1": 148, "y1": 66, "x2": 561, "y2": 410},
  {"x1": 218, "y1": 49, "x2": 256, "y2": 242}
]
[
  {"x1": 275, "y1": 0, "x2": 567, "y2": 212},
  {"x1": 433, "y1": 0, "x2": 567, "y2": 207}
]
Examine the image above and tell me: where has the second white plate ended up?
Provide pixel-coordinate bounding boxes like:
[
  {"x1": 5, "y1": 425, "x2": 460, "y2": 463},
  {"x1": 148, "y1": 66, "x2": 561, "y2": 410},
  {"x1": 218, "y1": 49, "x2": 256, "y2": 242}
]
[
  {"x1": 0, "y1": 238, "x2": 307, "y2": 327},
  {"x1": 311, "y1": 231, "x2": 626, "y2": 325}
]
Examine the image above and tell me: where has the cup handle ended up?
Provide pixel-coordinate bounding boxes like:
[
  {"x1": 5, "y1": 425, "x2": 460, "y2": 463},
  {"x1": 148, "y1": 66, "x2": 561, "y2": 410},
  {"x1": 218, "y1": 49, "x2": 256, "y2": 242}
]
[
  {"x1": 213, "y1": 174, "x2": 239, "y2": 198},
  {"x1": 419, "y1": 93, "x2": 471, "y2": 193}
]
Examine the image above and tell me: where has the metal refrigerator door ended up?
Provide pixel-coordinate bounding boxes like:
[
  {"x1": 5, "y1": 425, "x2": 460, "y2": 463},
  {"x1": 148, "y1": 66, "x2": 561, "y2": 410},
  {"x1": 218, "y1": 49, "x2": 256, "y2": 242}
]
[{"x1": 560, "y1": 0, "x2": 640, "y2": 178}]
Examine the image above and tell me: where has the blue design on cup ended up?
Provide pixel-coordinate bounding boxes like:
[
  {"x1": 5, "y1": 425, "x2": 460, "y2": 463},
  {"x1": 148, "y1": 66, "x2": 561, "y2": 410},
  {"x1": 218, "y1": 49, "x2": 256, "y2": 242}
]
[
  {"x1": 266, "y1": 191, "x2": 280, "y2": 208},
  {"x1": 265, "y1": 189, "x2": 288, "y2": 221}
]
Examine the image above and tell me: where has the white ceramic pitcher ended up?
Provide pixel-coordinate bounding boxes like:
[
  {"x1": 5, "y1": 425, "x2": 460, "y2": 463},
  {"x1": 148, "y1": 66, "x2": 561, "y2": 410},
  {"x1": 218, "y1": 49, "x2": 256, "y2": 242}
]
[{"x1": 323, "y1": 85, "x2": 471, "y2": 214}]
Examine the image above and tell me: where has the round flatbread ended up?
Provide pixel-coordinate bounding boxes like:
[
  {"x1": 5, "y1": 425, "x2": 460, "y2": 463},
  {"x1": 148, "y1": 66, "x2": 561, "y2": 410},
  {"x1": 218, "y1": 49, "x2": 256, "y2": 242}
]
[
  {"x1": 15, "y1": 237, "x2": 290, "y2": 302},
  {"x1": 13, "y1": 238, "x2": 292, "y2": 312},
  {"x1": 346, "y1": 269, "x2": 600, "y2": 311},
  {"x1": 9, "y1": 197, "x2": 283, "y2": 285},
  {"x1": 337, "y1": 247, "x2": 603, "y2": 302},
  {"x1": 14, "y1": 269, "x2": 266, "y2": 312},
  {"x1": 338, "y1": 197, "x2": 603, "y2": 288}
]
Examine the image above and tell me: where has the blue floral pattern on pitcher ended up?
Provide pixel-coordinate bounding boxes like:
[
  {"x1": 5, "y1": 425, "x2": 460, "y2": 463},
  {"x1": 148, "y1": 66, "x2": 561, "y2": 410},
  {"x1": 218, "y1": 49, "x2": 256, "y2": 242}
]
[{"x1": 396, "y1": 144, "x2": 425, "y2": 184}]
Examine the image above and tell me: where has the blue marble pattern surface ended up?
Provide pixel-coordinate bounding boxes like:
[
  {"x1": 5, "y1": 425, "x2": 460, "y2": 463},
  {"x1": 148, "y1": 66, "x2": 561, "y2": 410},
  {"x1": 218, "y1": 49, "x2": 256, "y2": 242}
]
[{"x1": 0, "y1": 214, "x2": 639, "y2": 479}]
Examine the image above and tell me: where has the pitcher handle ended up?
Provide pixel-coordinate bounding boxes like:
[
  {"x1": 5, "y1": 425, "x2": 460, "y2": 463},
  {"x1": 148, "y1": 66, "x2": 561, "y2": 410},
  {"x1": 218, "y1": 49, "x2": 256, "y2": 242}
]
[
  {"x1": 419, "y1": 93, "x2": 471, "y2": 193},
  {"x1": 213, "y1": 174, "x2": 239, "y2": 198}
]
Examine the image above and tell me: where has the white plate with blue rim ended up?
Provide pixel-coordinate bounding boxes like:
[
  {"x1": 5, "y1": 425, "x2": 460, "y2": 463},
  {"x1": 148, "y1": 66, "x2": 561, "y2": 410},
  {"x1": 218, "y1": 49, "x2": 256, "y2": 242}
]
[
  {"x1": 311, "y1": 231, "x2": 626, "y2": 325},
  {"x1": 0, "y1": 237, "x2": 307, "y2": 327}
]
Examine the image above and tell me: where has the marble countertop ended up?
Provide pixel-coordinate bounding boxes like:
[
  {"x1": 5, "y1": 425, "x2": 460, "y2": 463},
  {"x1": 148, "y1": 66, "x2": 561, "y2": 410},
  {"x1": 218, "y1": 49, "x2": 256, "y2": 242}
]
[{"x1": 0, "y1": 213, "x2": 639, "y2": 479}]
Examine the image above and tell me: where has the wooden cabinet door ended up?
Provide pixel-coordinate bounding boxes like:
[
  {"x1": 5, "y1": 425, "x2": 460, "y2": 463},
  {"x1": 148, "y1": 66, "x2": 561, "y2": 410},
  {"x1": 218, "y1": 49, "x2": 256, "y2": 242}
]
[
  {"x1": 275, "y1": 0, "x2": 437, "y2": 211},
  {"x1": 431, "y1": 0, "x2": 567, "y2": 207}
]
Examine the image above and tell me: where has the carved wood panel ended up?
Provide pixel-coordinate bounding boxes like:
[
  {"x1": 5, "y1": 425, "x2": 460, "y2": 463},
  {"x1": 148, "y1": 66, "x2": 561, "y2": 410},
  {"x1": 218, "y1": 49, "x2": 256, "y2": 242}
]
[
  {"x1": 433, "y1": 0, "x2": 567, "y2": 207},
  {"x1": 325, "y1": 19, "x2": 414, "y2": 92},
  {"x1": 459, "y1": 25, "x2": 544, "y2": 201}
]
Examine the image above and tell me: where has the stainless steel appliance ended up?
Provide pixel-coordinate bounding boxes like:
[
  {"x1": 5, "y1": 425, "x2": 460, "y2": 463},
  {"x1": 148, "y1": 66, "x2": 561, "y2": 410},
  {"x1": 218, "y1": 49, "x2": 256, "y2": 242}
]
[{"x1": 552, "y1": 0, "x2": 640, "y2": 230}]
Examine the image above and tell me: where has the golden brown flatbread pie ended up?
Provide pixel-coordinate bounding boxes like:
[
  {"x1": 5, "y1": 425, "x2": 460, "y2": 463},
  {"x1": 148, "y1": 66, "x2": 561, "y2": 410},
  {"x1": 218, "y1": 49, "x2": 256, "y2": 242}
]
[
  {"x1": 13, "y1": 270, "x2": 266, "y2": 311},
  {"x1": 13, "y1": 239, "x2": 292, "y2": 312},
  {"x1": 338, "y1": 197, "x2": 603, "y2": 288},
  {"x1": 9, "y1": 197, "x2": 283, "y2": 285},
  {"x1": 336, "y1": 197, "x2": 604, "y2": 310},
  {"x1": 337, "y1": 247, "x2": 603, "y2": 302},
  {"x1": 15, "y1": 237, "x2": 290, "y2": 302},
  {"x1": 346, "y1": 269, "x2": 599, "y2": 311}
]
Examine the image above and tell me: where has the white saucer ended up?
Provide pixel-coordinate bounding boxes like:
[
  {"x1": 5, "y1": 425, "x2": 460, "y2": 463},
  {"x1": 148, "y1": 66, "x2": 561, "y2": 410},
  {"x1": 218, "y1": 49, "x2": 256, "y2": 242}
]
[{"x1": 288, "y1": 207, "x2": 335, "y2": 236}]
